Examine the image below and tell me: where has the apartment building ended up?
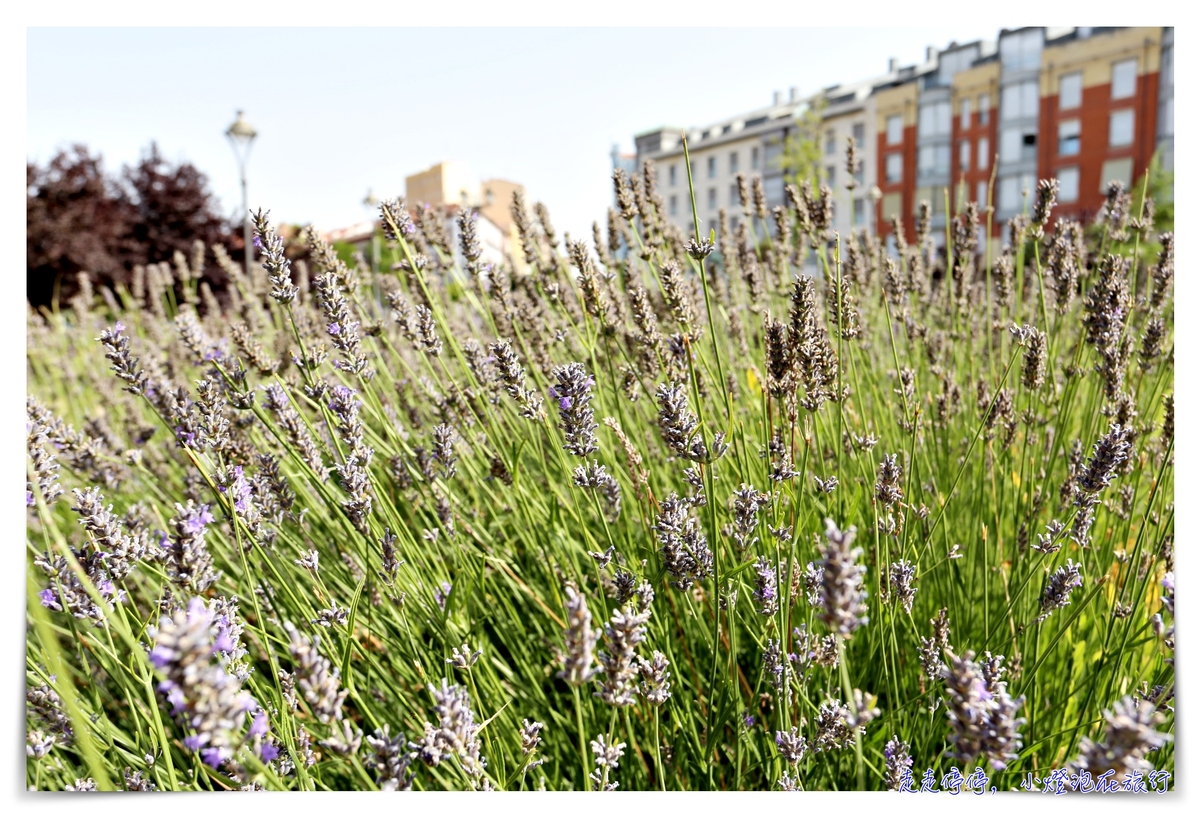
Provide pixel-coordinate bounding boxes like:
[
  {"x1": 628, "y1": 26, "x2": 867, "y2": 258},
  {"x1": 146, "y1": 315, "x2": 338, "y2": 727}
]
[
  {"x1": 1038, "y1": 27, "x2": 1166, "y2": 225},
  {"x1": 820, "y1": 76, "x2": 880, "y2": 237},
  {"x1": 875, "y1": 73, "x2": 921, "y2": 245},
  {"x1": 875, "y1": 26, "x2": 1169, "y2": 245},
  {"x1": 632, "y1": 27, "x2": 1171, "y2": 252},
  {"x1": 635, "y1": 67, "x2": 908, "y2": 242},
  {"x1": 1158, "y1": 28, "x2": 1174, "y2": 173},
  {"x1": 949, "y1": 59, "x2": 999, "y2": 227},
  {"x1": 633, "y1": 89, "x2": 807, "y2": 238}
]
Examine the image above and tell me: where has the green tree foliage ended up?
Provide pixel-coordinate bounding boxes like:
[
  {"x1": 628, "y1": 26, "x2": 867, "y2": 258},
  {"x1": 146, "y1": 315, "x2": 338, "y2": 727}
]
[{"x1": 778, "y1": 95, "x2": 827, "y2": 190}]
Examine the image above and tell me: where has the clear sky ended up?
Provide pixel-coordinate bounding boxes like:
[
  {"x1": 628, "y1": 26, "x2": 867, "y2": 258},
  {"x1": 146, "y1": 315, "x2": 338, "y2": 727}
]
[{"x1": 29, "y1": 25, "x2": 1011, "y2": 243}]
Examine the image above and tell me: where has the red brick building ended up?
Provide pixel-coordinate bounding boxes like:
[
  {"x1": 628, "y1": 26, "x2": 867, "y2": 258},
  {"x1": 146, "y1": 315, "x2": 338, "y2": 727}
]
[
  {"x1": 876, "y1": 27, "x2": 1169, "y2": 246},
  {"x1": 1039, "y1": 28, "x2": 1164, "y2": 227}
]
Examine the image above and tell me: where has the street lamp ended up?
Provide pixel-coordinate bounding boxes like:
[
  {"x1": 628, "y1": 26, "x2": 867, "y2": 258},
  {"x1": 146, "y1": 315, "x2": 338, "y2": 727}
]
[{"x1": 225, "y1": 110, "x2": 258, "y2": 277}]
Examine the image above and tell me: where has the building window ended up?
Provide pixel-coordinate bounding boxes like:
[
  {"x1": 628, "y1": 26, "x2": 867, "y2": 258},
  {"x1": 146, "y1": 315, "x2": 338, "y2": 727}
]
[
  {"x1": 1100, "y1": 158, "x2": 1133, "y2": 190},
  {"x1": 919, "y1": 144, "x2": 950, "y2": 176},
  {"x1": 882, "y1": 192, "x2": 902, "y2": 221},
  {"x1": 997, "y1": 173, "x2": 1034, "y2": 213},
  {"x1": 707, "y1": 156, "x2": 717, "y2": 178},
  {"x1": 976, "y1": 180, "x2": 988, "y2": 207},
  {"x1": 669, "y1": 194, "x2": 678, "y2": 216},
  {"x1": 914, "y1": 187, "x2": 946, "y2": 216},
  {"x1": 961, "y1": 98, "x2": 972, "y2": 129},
  {"x1": 853, "y1": 197, "x2": 866, "y2": 225},
  {"x1": 751, "y1": 146, "x2": 760, "y2": 170},
  {"x1": 1110, "y1": 109, "x2": 1134, "y2": 147},
  {"x1": 919, "y1": 100, "x2": 952, "y2": 137},
  {"x1": 707, "y1": 187, "x2": 717, "y2": 209},
  {"x1": 1022, "y1": 131, "x2": 1037, "y2": 161},
  {"x1": 1001, "y1": 79, "x2": 1039, "y2": 121},
  {"x1": 826, "y1": 131, "x2": 838, "y2": 155},
  {"x1": 729, "y1": 183, "x2": 739, "y2": 206},
  {"x1": 1000, "y1": 28, "x2": 1043, "y2": 72},
  {"x1": 854, "y1": 164, "x2": 865, "y2": 187},
  {"x1": 1057, "y1": 167, "x2": 1080, "y2": 203},
  {"x1": 827, "y1": 165, "x2": 837, "y2": 186},
  {"x1": 1000, "y1": 127, "x2": 1019, "y2": 162},
  {"x1": 959, "y1": 140, "x2": 971, "y2": 171},
  {"x1": 1059, "y1": 72, "x2": 1082, "y2": 110},
  {"x1": 1163, "y1": 96, "x2": 1174, "y2": 137},
  {"x1": 764, "y1": 175, "x2": 784, "y2": 206},
  {"x1": 1000, "y1": 125, "x2": 1037, "y2": 163},
  {"x1": 885, "y1": 153, "x2": 902, "y2": 183},
  {"x1": 979, "y1": 93, "x2": 990, "y2": 124},
  {"x1": 729, "y1": 151, "x2": 739, "y2": 174},
  {"x1": 1058, "y1": 119, "x2": 1081, "y2": 156},
  {"x1": 978, "y1": 137, "x2": 990, "y2": 170},
  {"x1": 886, "y1": 114, "x2": 903, "y2": 145},
  {"x1": 669, "y1": 164, "x2": 677, "y2": 186},
  {"x1": 852, "y1": 122, "x2": 865, "y2": 145},
  {"x1": 764, "y1": 138, "x2": 783, "y2": 172},
  {"x1": 1111, "y1": 58, "x2": 1137, "y2": 99},
  {"x1": 998, "y1": 176, "x2": 1016, "y2": 212}
]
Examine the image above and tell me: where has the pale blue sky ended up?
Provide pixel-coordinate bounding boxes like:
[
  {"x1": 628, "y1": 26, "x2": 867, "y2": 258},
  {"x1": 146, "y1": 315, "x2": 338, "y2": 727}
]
[{"x1": 28, "y1": 26, "x2": 1009, "y2": 242}]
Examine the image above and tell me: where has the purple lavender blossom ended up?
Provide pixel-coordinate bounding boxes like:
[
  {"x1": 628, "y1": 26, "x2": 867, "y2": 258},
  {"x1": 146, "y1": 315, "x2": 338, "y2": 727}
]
[
  {"x1": 149, "y1": 596, "x2": 256, "y2": 759},
  {"x1": 549, "y1": 363, "x2": 598, "y2": 457},
  {"x1": 753, "y1": 556, "x2": 779, "y2": 616},
  {"x1": 434, "y1": 582, "x2": 452, "y2": 611},
  {"x1": 181, "y1": 505, "x2": 214, "y2": 535},
  {"x1": 219, "y1": 467, "x2": 252, "y2": 515},
  {"x1": 250, "y1": 709, "x2": 269, "y2": 738}
]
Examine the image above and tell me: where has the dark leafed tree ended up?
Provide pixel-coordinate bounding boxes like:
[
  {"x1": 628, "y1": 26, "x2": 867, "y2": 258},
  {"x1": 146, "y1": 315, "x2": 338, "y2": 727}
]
[
  {"x1": 26, "y1": 145, "x2": 132, "y2": 308},
  {"x1": 26, "y1": 142, "x2": 239, "y2": 308},
  {"x1": 120, "y1": 142, "x2": 233, "y2": 272}
]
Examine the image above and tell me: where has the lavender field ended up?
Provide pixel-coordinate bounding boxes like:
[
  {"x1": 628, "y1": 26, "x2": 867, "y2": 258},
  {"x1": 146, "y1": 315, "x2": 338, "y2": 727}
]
[{"x1": 25, "y1": 154, "x2": 1174, "y2": 791}]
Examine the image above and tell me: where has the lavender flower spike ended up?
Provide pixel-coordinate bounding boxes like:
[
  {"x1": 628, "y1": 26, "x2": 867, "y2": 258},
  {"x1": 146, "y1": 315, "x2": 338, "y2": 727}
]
[
  {"x1": 557, "y1": 584, "x2": 599, "y2": 686},
  {"x1": 550, "y1": 363, "x2": 598, "y2": 457},
  {"x1": 818, "y1": 519, "x2": 868, "y2": 637},
  {"x1": 251, "y1": 209, "x2": 299, "y2": 304},
  {"x1": 1038, "y1": 560, "x2": 1083, "y2": 623}
]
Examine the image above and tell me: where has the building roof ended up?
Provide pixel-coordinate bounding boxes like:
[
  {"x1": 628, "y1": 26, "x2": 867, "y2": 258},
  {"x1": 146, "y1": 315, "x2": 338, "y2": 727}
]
[{"x1": 321, "y1": 221, "x2": 377, "y2": 245}]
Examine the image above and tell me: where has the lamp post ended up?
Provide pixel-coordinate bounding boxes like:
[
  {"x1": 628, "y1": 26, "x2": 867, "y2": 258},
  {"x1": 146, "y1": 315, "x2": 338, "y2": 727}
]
[{"x1": 225, "y1": 110, "x2": 258, "y2": 277}]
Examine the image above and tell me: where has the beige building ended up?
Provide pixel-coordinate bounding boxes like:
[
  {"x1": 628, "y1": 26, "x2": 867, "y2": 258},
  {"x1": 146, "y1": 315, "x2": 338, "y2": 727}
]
[
  {"x1": 405, "y1": 161, "x2": 481, "y2": 209},
  {"x1": 403, "y1": 162, "x2": 529, "y2": 270},
  {"x1": 873, "y1": 79, "x2": 920, "y2": 241}
]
